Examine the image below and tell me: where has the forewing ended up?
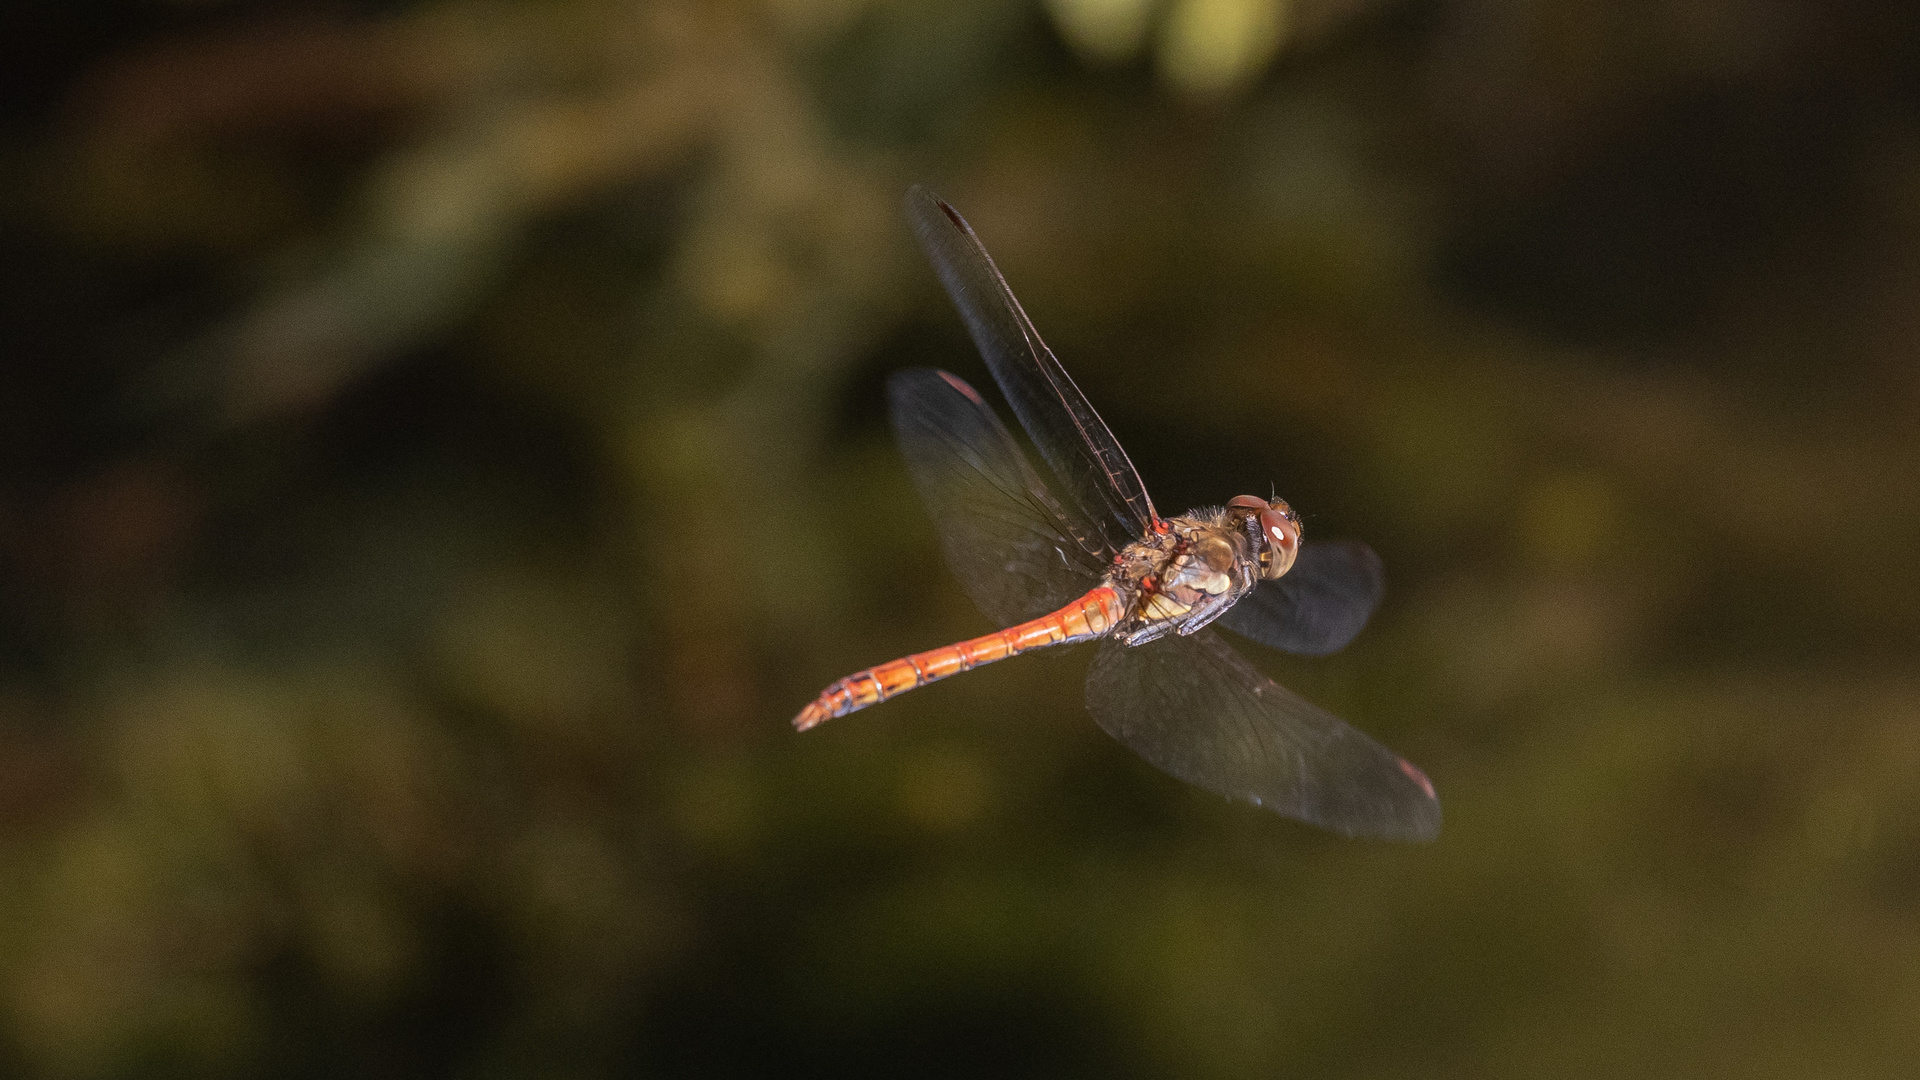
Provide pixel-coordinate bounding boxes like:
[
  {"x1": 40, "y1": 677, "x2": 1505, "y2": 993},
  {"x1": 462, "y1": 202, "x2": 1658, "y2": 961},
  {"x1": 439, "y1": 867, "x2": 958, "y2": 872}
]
[
  {"x1": 905, "y1": 185, "x2": 1157, "y2": 551},
  {"x1": 1085, "y1": 630, "x2": 1439, "y2": 840},
  {"x1": 888, "y1": 367, "x2": 1111, "y2": 628},
  {"x1": 1217, "y1": 540, "x2": 1385, "y2": 656}
]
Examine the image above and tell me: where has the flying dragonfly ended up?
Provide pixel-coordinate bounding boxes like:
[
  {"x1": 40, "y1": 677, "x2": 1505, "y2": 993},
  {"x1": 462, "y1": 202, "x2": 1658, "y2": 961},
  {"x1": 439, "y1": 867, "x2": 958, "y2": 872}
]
[{"x1": 794, "y1": 186, "x2": 1439, "y2": 841}]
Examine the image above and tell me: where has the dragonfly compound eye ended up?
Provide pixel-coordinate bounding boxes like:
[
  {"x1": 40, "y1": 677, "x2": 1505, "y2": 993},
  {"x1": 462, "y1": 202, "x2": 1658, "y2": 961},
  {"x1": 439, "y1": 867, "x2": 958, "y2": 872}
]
[{"x1": 1257, "y1": 505, "x2": 1300, "y2": 579}]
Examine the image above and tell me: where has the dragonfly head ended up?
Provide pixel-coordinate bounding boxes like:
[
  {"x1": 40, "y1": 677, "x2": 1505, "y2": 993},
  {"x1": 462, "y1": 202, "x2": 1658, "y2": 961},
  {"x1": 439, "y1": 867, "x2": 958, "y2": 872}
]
[{"x1": 1228, "y1": 495, "x2": 1301, "y2": 580}]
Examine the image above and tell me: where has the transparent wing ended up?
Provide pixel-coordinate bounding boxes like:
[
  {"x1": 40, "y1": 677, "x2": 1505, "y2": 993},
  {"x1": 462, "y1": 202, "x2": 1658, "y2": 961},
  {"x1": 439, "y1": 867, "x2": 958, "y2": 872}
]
[
  {"x1": 888, "y1": 368, "x2": 1112, "y2": 628},
  {"x1": 1085, "y1": 630, "x2": 1439, "y2": 841},
  {"x1": 905, "y1": 185, "x2": 1157, "y2": 553},
  {"x1": 1217, "y1": 540, "x2": 1385, "y2": 656}
]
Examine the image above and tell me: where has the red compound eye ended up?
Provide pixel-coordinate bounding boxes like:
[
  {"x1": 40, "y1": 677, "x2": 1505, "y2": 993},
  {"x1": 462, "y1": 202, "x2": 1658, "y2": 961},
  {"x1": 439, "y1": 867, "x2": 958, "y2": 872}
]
[
  {"x1": 1257, "y1": 507, "x2": 1299, "y2": 578},
  {"x1": 1258, "y1": 509, "x2": 1298, "y2": 552},
  {"x1": 1227, "y1": 495, "x2": 1267, "y2": 511}
]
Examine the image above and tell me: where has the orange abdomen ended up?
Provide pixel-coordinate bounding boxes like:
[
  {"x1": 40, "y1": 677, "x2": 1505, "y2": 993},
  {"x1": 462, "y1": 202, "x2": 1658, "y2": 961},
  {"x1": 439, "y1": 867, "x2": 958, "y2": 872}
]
[{"x1": 793, "y1": 587, "x2": 1125, "y2": 731}]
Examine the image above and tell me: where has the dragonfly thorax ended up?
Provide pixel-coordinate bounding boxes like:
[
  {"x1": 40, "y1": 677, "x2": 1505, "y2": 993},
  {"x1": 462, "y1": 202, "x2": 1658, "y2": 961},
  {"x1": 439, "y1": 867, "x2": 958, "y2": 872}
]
[{"x1": 1104, "y1": 510, "x2": 1266, "y2": 646}]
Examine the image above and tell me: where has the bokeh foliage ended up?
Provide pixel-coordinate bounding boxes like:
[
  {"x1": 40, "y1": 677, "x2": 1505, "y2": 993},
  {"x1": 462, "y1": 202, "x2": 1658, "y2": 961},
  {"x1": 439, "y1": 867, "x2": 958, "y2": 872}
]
[{"x1": 3, "y1": 0, "x2": 1920, "y2": 1076}]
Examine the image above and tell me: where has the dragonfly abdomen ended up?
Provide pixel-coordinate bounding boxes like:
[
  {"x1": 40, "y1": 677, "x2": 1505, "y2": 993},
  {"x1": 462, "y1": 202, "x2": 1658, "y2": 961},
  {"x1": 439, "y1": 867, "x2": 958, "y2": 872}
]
[{"x1": 793, "y1": 587, "x2": 1125, "y2": 731}]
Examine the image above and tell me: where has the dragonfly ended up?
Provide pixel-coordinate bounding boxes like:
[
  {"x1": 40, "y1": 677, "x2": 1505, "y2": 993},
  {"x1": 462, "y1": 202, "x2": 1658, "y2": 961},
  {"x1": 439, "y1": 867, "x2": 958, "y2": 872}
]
[{"x1": 794, "y1": 186, "x2": 1440, "y2": 841}]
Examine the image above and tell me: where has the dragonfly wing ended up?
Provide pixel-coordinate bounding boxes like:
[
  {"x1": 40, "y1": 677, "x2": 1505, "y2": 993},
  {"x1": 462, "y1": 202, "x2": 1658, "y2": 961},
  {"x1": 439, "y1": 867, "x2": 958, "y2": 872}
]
[
  {"x1": 1085, "y1": 629, "x2": 1439, "y2": 840},
  {"x1": 1217, "y1": 540, "x2": 1385, "y2": 656},
  {"x1": 888, "y1": 367, "x2": 1112, "y2": 628},
  {"x1": 905, "y1": 186, "x2": 1157, "y2": 552}
]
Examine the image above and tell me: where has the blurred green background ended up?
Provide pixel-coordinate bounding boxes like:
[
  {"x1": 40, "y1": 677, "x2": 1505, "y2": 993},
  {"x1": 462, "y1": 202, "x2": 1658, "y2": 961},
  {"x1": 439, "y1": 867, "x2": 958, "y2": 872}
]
[{"x1": 3, "y1": 0, "x2": 1919, "y2": 1076}]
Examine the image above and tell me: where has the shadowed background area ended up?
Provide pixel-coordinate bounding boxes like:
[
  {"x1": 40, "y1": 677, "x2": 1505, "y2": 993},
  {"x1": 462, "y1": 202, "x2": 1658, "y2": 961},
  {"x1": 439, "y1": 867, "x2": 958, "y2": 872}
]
[{"x1": 2, "y1": 1, "x2": 1919, "y2": 1076}]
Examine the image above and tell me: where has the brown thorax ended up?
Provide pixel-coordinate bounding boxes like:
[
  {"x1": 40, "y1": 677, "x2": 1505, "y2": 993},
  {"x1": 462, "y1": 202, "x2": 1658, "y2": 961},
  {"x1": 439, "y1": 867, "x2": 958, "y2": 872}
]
[{"x1": 1103, "y1": 509, "x2": 1246, "y2": 645}]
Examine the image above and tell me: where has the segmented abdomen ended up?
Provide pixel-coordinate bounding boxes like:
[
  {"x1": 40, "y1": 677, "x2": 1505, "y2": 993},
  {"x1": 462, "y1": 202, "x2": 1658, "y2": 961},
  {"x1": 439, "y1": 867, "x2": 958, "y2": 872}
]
[{"x1": 793, "y1": 587, "x2": 1124, "y2": 731}]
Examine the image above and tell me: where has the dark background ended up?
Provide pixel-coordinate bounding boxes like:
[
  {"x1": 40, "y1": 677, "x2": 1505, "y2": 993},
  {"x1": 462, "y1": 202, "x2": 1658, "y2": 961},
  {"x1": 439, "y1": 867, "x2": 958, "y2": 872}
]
[{"x1": 2, "y1": 1, "x2": 1918, "y2": 1076}]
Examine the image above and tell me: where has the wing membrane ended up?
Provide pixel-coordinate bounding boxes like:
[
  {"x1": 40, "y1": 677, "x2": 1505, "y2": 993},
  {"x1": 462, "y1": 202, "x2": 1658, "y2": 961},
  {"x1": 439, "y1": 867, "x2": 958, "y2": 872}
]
[
  {"x1": 1217, "y1": 540, "x2": 1385, "y2": 656},
  {"x1": 1085, "y1": 630, "x2": 1439, "y2": 841},
  {"x1": 888, "y1": 367, "x2": 1111, "y2": 627},
  {"x1": 905, "y1": 186, "x2": 1157, "y2": 552}
]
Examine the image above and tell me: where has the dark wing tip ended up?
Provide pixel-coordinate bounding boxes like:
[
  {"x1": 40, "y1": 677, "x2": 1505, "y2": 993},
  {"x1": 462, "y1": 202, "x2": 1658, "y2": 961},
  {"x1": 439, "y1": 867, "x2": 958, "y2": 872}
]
[
  {"x1": 1309, "y1": 745, "x2": 1442, "y2": 844},
  {"x1": 1377, "y1": 762, "x2": 1442, "y2": 842},
  {"x1": 936, "y1": 369, "x2": 987, "y2": 405},
  {"x1": 889, "y1": 368, "x2": 989, "y2": 409},
  {"x1": 905, "y1": 183, "x2": 974, "y2": 237},
  {"x1": 1246, "y1": 761, "x2": 1441, "y2": 843},
  {"x1": 1398, "y1": 757, "x2": 1436, "y2": 801},
  {"x1": 905, "y1": 183, "x2": 941, "y2": 215}
]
